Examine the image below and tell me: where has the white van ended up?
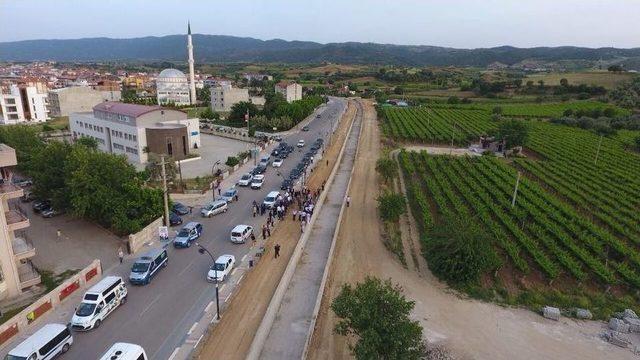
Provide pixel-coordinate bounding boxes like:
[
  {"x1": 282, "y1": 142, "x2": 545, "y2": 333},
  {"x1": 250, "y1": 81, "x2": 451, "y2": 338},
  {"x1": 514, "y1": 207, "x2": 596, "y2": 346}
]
[
  {"x1": 263, "y1": 191, "x2": 280, "y2": 209},
  {"x1": 129, "y1": 248, "x2": 168, "y2": 285},
  {"x1": 98, "y1": 342, "x2": 148, "y2": 360},
  {"x1": 230, "y1": 225, "x2": 253, "y2": 244},
  {"x1": 5, "y1": 323, "x2": 72, "y2": 360},
  {"x1": 70, "y1": 276, "x2": 127, "y2": 331}
]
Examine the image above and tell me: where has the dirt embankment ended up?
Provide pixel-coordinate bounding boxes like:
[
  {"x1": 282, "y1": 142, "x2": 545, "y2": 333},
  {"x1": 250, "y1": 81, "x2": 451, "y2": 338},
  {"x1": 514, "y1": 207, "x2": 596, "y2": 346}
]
[
  {"x1": 307, "y1": 100, "x2": 632, "y2": 360},
  {"x1": 195, "y1": 100, "x2": 358, "y2": 360}
]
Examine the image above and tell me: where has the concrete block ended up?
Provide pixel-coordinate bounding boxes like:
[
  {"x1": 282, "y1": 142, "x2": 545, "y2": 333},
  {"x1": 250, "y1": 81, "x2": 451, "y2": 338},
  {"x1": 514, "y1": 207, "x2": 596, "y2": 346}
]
[
  {"x1": 624, "y1": 309, "x2": 638, "y2": 319},
  {"x1": 575, "y1": 308, "x2": 593, "y2": 320},
  {"x1": 603, "y1": 331, "x2": 630, "y2": 348},
  {"x1": 610, "y1": 318, "x2": 630, "y2": 333},
  {"x1": 542, "y1": 306, "x2": 560, "y2": 321},
  {"x1": 623, "y1": 317, "x2": 640, "y2": 333}
]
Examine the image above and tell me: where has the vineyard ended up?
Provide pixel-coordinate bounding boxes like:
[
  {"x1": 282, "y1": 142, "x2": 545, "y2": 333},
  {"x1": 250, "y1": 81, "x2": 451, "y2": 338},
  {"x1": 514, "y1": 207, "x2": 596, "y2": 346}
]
[{"x1": 398, "y1": 152, "x2": 640, "y2": 291}]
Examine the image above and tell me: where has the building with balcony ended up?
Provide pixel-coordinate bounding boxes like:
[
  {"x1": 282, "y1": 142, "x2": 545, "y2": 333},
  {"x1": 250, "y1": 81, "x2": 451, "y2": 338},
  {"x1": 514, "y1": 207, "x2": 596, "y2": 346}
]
[
  {"x1": 275, "y1": 81, "x2": 303, "y2": 103},
  {"x1": 0, "y1": 144, "x2": 40, "y2": 300},
  {"x1": 0, "y1": 83, "x2": 49, "y2": 124},
  {"x1": 210, "y1": 84, "x2": 249, "y2": 112}
]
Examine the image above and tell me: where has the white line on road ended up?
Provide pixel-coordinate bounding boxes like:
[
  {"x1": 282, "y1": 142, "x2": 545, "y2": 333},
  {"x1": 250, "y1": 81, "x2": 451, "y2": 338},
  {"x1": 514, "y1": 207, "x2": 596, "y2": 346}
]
[
  {"x1": 231, "y1": 268, "x2": 238, "y2": 276},
  {"x1": 178, "y1": 258, "x2": 196, "y2": 277},
  {"x1": 168, "y1": 347, "x2": 180, "y2": 360},
  {"x1": 204, "y1": 301, "x2": 214, "y2": 313},
  {"x1": 224, "y1": 293, "x2": 232, "y2": 303},
  {"x1": 140, "y1": 294, "x2": 161, "y2": 317},
  {"x1": 194, "y1": 334, "x2": 204, "y2": 349},
  {"x1": 220, "y1": 284, "x2": 226, "y2": 293},
  {"x1": 241, "y1": 254, "x2": 248, "y2": 262},
  {"x1": 236, "y1": 274, "x2": 245, "y2": 285},
  {"x1": 187, "y1": 321, "x2": 198, "y2": 335}
]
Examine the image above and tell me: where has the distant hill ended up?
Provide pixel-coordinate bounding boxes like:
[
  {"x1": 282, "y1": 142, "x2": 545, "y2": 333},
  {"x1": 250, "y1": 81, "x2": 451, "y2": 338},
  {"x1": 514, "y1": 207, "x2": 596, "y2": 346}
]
[{"x1": 2, "y1": 34, "x2": 640, "y2": 67}]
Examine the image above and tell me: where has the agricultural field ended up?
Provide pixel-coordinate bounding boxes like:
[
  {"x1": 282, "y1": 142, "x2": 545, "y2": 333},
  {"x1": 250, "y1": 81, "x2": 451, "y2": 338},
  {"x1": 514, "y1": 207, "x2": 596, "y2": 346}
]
[
  {"x1": 389, "y1": 104, "x2": 640, "y2": 313},
  {"x1": 526, "y1": 71, "x2": 636, "y2": 90},
  {"x1": 422, "y1": 101, "x2": 630, "y2": 118}
]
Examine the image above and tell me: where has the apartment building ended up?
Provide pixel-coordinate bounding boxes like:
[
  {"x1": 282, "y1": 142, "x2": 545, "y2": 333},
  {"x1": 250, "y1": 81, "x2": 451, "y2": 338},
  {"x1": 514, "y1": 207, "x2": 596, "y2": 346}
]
[
  {"x1": 70, "y1": 102, "x2": 200, "y2": 164},
  {"x1": 0, "y1": 83, "x2": 49, "y2": 124},
  {"x1": 275, "y1": 81, "x2": 303, "y2": 103},
  {"x1": 0, "y1": 144, "x2": 40, "y2": 300},
  {"x1": 210, "y1": 84, "x2": 249, "y2": 112}
]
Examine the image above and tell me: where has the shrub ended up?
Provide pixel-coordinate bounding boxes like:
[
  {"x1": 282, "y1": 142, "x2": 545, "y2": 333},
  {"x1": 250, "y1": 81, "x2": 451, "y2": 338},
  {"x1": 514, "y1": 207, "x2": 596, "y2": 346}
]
[
  {"x1": 377, "y1": 192, "x2": 406, "y2": 222},
  {"x1": 225, "y1": 156, "x2": 239, "y2": 167},
  {"x1": 375, "y1": 157, "x2": 398, "y2": 183}
]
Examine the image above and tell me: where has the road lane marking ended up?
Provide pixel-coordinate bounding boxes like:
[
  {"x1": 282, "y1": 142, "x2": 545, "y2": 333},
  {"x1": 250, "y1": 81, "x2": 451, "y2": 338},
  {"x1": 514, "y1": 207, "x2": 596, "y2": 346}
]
[
  {"x1": 178, "y1": 258, "x2": 196, "y2": 277},
  {"x1": 224, "y1": 293, "x2": 232, "y2": 303},
  {"x1": 194, "y1": 334, "x2": 204, "y2": 348},
  {"x1": 140, "y1": 294, "x2": 161, "y2": 317},
  {"x1": 187, "y1": 322, "x2": 198, "y2": 335},
  {"x1": 241, "y1": 254, "x2": 248, "y2": 262},
  {"x1": 168, "y1": 347, "x2": 180, "y2": 360},
  {"x1": 231, "y1": 268, "x2": 238, "y2": 276},
  {"x1": 204, "y1": 301, "x2": 214, "y2": 313},
  {"x1": 220, "y1": 284, "x2": 226, "y2": 292},
  {"x1": 237, "y1": 274, "x2": 245, "y2": 285}
]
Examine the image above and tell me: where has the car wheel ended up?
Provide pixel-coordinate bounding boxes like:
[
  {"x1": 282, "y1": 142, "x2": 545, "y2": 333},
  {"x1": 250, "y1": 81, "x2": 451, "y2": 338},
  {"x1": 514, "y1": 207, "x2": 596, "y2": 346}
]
[
  {"x1": 94, "y1": 319, "x2": 101, "y2": 329},
  {"x1": 208, "y1": 214, "x2": 212, "y2": 218},
  {"x1": 187, "y1": 242, "x2": 191, "y2": 248},
  {"x1": 121, "y1": 296, "x2": 128, "y2": 305},
  {"x1": 224, "y1": 209, "x2": 228, "y2": 213},
  {"x1": 61, "y1": 343, "x2": 70, "y2": 353}
]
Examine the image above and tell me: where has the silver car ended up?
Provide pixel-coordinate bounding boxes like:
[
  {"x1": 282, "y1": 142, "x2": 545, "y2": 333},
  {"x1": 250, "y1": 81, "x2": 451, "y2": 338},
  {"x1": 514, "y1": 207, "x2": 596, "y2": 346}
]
[{"x1": 201, "y1": 200, "x2": 228, "y2": 217}]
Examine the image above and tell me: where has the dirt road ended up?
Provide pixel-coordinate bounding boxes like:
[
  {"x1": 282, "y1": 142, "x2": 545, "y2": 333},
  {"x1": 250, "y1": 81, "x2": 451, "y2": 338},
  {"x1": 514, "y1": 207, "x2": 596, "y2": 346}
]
[
  {"x1": 307, "y1": 100, "x2": 633, "y2": 360},
  {"x1": 195, "y1": 100, "x2": 358, "y2": 360}
]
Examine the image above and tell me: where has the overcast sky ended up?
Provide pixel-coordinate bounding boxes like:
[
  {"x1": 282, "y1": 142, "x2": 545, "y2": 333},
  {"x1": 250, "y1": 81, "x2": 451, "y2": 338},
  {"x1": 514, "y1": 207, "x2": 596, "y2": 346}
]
[{"x1": 1, "y1": 0, "x2": 639, "y2": 48}]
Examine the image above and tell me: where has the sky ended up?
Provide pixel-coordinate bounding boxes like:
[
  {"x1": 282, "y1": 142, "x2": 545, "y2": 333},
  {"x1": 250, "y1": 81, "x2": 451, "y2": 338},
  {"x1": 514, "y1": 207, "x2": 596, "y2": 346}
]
[{"x1": 1, "y1": 0, "x2": 639, "y2": 48}]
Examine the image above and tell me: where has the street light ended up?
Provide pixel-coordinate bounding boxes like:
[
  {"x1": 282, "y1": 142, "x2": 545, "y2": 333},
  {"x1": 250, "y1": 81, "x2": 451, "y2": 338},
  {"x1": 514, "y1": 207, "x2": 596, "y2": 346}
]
[
  {"x1": 196, "y1": 242, "x2": 220, "y2": 320},
  {"x1": 211, "y1": 160, "x2": 221, "y2": 201}
]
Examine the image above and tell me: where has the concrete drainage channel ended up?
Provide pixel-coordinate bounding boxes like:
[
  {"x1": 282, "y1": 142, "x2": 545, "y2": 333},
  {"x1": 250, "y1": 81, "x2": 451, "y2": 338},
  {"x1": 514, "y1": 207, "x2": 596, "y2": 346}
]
[{"x1": 247, "y1": 100, "x2": 364, "y2": 360}]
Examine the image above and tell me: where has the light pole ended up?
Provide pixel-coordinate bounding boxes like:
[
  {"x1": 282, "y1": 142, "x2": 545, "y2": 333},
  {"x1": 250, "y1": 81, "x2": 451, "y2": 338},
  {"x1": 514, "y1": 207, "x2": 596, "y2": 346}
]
[
  {"x1": 196, "y1": 242, "x2": 220, "y2": 320},
  {"x1": 211, "y1": 160, "x2": 221, "y2": 201}
]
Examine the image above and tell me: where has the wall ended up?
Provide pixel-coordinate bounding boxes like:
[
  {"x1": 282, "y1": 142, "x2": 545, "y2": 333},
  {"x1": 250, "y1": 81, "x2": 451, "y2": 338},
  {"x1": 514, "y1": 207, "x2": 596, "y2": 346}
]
[
  {"x1": 159, "y1": 118, "x2": 200, "y2": 149},
  {"x1": 48, "y1": 87, "x2": 105, "y2": 117},
  {"x1": 127, "y1": 216, "x2": 163, "y2": 254},
  {"x1": 145, "y1": 126, "x2": 190, "y2": 161},
  {"x1": 0, "y1": 260, "x2": 102, "y2": 350}
]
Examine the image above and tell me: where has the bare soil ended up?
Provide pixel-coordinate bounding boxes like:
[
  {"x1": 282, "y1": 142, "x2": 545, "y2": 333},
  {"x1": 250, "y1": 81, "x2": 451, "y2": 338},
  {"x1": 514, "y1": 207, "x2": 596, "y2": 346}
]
[
  {"x1": 195, "y1": 100, "x2": 358, "y2": 360},
  {"x1": 307, "y1": 100, "x2": 634, "y2": 360}
]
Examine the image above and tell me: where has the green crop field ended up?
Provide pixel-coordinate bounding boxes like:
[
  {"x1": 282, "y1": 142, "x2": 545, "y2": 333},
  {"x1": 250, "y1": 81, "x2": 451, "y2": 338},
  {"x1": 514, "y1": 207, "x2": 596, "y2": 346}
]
[
  {"x1": 389, "y1": 105, "x2": 640, "y2": 308},
  {"x1": 411, "y1": 101, "x2": 630, "y2": 118}
]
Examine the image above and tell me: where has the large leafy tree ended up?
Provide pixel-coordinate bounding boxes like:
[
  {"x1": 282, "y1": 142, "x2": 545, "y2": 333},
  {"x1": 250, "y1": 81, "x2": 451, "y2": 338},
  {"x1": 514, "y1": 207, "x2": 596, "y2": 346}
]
[
  {"x1": 377, "y1": 192, "x2": 406, "y2": 222},
  {"x1": 228, "y1": 101, "x2": 259, "y2": 124},
  {"x1": 491, "y1": 119, "x2": 529, "y2": 149},
  {"x1": 0, "y1": 125, "x2": 45, "y2": 173},
  {"x1": 30, "y1": 141, "x2": 73, "y2": 209},
  {"x1": 424, "y1": 215, "x2": 501, "y2": 284},
  {"x1": 331, "y1": 277, "x2": 426, "y2": 360}
]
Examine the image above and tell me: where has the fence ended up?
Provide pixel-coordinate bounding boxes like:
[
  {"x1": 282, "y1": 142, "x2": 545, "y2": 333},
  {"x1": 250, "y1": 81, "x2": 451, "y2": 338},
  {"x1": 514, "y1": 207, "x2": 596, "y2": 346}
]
[{"x1": 0, "y1": 259, "x2": 102, "y2": 350}]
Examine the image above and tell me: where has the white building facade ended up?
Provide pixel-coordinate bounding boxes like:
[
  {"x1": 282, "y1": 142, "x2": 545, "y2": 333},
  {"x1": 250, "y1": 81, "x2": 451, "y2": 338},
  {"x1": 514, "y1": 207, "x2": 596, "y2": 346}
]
[
  {"x1": 156, "y1": 69, "x2": 191, "y2": 106},
  {"x1": 275, "y1": 82, "x2": 303, "y2": 103},
  {"x1": 0, "y1": 83, "x2": 49, "y2": 124}
]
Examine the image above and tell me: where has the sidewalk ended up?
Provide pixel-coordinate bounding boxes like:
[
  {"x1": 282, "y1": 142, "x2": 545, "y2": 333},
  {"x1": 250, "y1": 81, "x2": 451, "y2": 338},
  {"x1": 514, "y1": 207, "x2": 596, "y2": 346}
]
[{"x1": 258, "y1": 102, "x2": 362, "y2": 359}]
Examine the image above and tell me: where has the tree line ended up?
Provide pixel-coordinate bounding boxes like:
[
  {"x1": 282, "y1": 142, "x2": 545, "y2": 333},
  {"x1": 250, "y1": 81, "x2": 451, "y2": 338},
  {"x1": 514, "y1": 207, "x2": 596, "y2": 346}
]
[{"x1": 0, "y1": 126, "x2": 163, "y2": 235}]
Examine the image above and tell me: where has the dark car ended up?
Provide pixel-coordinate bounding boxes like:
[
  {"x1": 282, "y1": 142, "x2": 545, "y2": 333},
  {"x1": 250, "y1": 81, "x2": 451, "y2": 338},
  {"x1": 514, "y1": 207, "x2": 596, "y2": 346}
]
[
  {"x1": 274, "y1": 136, "x2": 283, "y2": 142},
  {"x1": 42, "y1": 208, "x2": 62, "y2": 218},
  {"x1": 253, "y1": 165, "x2": 267, "y2": 175},
  {"x1": 301, "y1": 125, "x2": 310, "y2": 131},
  {"x1": 271, "y1": 149, "x2": 280, "y2": 157},
  {"x1": 281, "y1": 179, "x2": 292, "y2": 190},
  {"x1": 316, "y1": 138, "x2": 324, "y2": 144},
  {"x1": 32, "y1": 200, "x2": 51, "y2": 213},
  {"x1": 169, "y1": 211, "x2": 183, "y2": 226},
  {"x1": 172, "y1": 202, "x2": 190, "y2": 215},
  {"x1": 279, "y1": 151, "x2": 289, "y2": 159},
  {"x1": 21, "y1": 191, "x2": 36, "y2": 202}
]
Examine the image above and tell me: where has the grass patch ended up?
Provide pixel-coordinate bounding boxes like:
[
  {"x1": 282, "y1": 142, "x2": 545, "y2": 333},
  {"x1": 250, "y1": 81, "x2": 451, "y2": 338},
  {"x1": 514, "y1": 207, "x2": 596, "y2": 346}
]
[
  {"x1": 40, "y1": 269, "x2": 79, "y2": 292},
  {"x1": 381, "y1": 220, "x2": 406, "y2": 266}
]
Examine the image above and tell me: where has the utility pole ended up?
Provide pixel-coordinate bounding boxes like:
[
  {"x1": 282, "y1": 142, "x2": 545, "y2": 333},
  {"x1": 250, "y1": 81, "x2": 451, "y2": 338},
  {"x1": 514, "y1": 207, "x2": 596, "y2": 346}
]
[
  {"x1": 450, "y1": 122, "x2": 455, "y2": 155},
  {"x1": 594, "y1": 134, "x2": 603, "y2": 165},
  {"x1": 177, "y1": 159, "x2": 184, "y2": 192},
  {"x1": 511, "y1": 171, "x2": 521, "y2": 208},
  {"x1": 160, "y1": 155, "x2": 170, "y2": 226}
]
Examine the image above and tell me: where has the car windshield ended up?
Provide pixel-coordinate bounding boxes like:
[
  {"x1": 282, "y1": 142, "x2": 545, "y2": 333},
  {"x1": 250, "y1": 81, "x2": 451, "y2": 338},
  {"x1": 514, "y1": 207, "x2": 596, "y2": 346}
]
[
  {"x1": 212, "y1": 263, "x2": 226, "y2": 271},
  {"x1": 132, "y1": 262, "x2": 149, "y2": 273},
  {"x1": 223, "y1": 191, "x2": 234, "y2": 197},
  {"x1": 177, "y1": 230, "x2": 189, "y2": 237},
  {"x1": 231, "y1": 232, "x2": 242, "y2": 237},
  {"x1": 75, "y1": 302, "x2": 96, "y2": 317},
  {"x1": 5, "y1": 355, "x2": 28, "y2": 360},
  {"x1": 241, "y1": 175, "x2": 251, "y2": 180},
  {"x1": 266, "y1": 196, "x2": 275, "y2": 202},
  {"x1": 253, "y1": 178, "x2": 262, "y2": 182}
]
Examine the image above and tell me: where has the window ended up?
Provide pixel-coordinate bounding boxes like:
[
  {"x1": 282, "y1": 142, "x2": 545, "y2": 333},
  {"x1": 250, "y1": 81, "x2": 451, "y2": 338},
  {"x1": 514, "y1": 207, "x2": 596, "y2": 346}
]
[
  {"x1": 6, "y1": 98, "x2": 15, "y2": 104},
  {"x1": 38, "y1": 328, "x2": 70, "y2": 356},
  {"x1": 113, "y1": 143, "x2": 124, "y2": 150},
  {"x1": 137, "y1": 353, "x2": 147, "y2": 360},
  {"x1": 105, "y1": 292, "x2": 116, "y2": 304}
]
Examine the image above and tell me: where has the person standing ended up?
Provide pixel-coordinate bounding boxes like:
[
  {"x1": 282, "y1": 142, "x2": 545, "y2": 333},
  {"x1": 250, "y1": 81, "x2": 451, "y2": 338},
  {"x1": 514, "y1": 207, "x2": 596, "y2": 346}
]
[
  {"x1": 262, "y1": 224, "x2": 267, "y2": 240},
  {"x1": 251, "y1": 232, "x2": 256, "y2": 247},
  {"x1": 346, "y1": 195, "x2": 351, "y2": 207},
  {"x1": 274, "y1": 243, "x2": 281, "y2": 258},
  {"x1": 117, "y1": 247, "x2": 124, "y2": 264},
  {"x1": 253, "y1": 205, "x2": 257, "y2": 217}
]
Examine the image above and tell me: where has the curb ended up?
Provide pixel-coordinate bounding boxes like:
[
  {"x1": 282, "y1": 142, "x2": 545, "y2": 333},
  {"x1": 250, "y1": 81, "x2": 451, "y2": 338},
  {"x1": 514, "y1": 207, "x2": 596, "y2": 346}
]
[
  {"x1": 300, "y1": 100, "x2": 364, "y2": 359},
  {"x1": 246, "y1": 99, "x2": 358, "y2": 360}
]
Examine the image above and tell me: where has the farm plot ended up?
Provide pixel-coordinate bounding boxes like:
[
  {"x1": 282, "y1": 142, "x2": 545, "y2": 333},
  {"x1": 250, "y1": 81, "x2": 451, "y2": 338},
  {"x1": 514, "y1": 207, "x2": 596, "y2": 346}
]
[{"x1": 398, "y1": 152, "x2": 640, "y2": 290}]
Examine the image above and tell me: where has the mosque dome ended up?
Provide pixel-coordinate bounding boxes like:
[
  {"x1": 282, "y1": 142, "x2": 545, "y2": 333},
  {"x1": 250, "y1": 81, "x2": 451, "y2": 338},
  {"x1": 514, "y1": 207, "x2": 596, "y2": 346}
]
[{"x1": 158, "y1": 68, "x2": 187, "y2": 81}]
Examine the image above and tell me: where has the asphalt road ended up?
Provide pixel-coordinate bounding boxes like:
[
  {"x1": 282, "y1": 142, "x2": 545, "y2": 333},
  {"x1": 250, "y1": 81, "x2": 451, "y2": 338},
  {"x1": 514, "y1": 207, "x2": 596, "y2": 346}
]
[{"x1": 56, "y1": 98, "x2": 347, "y2": 360}]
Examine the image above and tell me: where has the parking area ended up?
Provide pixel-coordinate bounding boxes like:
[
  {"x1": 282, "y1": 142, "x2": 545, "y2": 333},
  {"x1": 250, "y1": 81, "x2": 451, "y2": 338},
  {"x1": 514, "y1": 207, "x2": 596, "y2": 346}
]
[{"x1": 179, "y1": 133, "x2": 252, "y2": 178}]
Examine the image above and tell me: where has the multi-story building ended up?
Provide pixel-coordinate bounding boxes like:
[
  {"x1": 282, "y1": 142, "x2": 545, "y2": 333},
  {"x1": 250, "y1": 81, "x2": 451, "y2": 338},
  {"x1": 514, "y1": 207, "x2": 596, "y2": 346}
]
[
  {"x1": 48, "y1": 86, "x2": 106, "y2": 117},
  {"x1": 0, "y1": 83, "x2": 49, "y2": 124},
  {"x1": 70, "y1": 102, "x2": 200, "y2": 165},
  {"x1": 210, "y1": 84, "x2": 249, "y2": 112},
  {"x1": 243, "y1": 73, "x2": 273, "y2": 82},
  {"x1": 275, "y1": 81, "x2": 303, "y2": 103},
  {"x1": 0, "y1": 144, "x2": 40, "y2": 300}
]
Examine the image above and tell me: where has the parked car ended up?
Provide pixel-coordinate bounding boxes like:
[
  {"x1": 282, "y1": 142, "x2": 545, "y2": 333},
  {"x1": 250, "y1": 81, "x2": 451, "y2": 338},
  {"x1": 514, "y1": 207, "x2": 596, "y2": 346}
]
[
  {"x1": 259, "y1": 155, "x2": 271, "y2": 167},
  {"x1": 129, "y1": 248, "x2": 168, "y2": 285},
  {"x1": 251, "y1": 174, "x2": 265, "y2": 189},
  {"x1": 201, "y1": 200, "x2": 228, "y2": 217},
  {"x1": 169, "y1": 212, "x2": 183, "y2": 226},
  {"x1": 274, "y1": 136, "x2": 283, "y2": 142},
  {"x1": 12, "y1": 178, "x2": 33, "y2": 187},
  {"x1": 272, "y1": 158, "x2": 284, "y2": 168},
  {"x1": 32, "y1": 200, "x2": 51, "y2": 213},
  {"x1": 230, "y1": 225, "x2": 253, "y2": 244},
  {"x1": 173, "y1": 222, "x2": 203, "y2": 248},
  {"x1": 263, "y1": 191, "x2": 280, "y2": 209},
  {"x1": 21, "y1": 191, "x2": 35, "y2": 202},
  {"x1": 316, "y1": 114, "x2": 321, "y2": 118},
  {"x1": 252, "y1": 165, "x2": 267, "y2": 175},
  {"x1": 281, "y1": 179, "x2": 292, "y2": 190},
  {"x1": 70, "y1": 276, "x2": 127, "y2": 331},
  {"x1": 278, "y1": 151, "x2": 289, "y2": 159},
  {"x1": 42, "y1": 208, "x2": 62, "y2": 218},
  {"x1": 302, "y1": 125, "x2": 310, "y2": 131},
  {"x1": 221, "y1": 188, "x2": 238, "y2": 203},
  {"x1": 238, "y1": 173, "x2": 253, "y2": 186},
  {"x1": 270, "y1": 149, "x2": 280, "y2": 157},
  {"x1": 297, "y1": 139, "x2": 305, "y2": 147},
  {"x1": 207, "y1": 255, "x2": 236, "y2": 282},
  {"x1": 5, "y1": 323, "x2": 73, "y2": 360},
  {"x1": 172, "y1": 202, "x2": 190, "y2": 215}
]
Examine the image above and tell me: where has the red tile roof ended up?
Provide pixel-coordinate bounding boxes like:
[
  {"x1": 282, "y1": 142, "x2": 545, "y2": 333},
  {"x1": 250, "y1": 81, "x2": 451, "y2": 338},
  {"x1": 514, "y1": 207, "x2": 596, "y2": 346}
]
[{"x1": 93, "y1": 102, "x2": 162, "y2": 118}]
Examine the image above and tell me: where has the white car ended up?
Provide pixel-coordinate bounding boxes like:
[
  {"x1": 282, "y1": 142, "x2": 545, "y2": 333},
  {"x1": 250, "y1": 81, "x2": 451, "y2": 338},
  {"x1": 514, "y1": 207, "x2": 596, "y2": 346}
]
[
  {"x1": 238, "y1": 173, "x2": 253, "y2": 186},
  {"x1": 263, "y1": 191, "x2": 280, "y2": 209},
  {"x1": 230, "y1": 225, "x2": 253, "y2": 244},
  {"x1": 250, "y1": 174, "x2": 265, "y2": 189},
  {"x1": 272, "y1": 158, "x2": 284, "y2": 168},
  {"x1": 207, "y1": 255, "x2": 236, "y2": 282},
  {"x1": 297, "y1": 139, "x2": 305, "y2": 147}
]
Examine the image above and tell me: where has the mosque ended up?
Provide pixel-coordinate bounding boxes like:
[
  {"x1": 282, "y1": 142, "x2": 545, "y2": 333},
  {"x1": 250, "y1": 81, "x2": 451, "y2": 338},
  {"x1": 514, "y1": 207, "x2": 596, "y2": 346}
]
[{"x1": 156, "y1": 23, "x2": 197, "y2": 106}]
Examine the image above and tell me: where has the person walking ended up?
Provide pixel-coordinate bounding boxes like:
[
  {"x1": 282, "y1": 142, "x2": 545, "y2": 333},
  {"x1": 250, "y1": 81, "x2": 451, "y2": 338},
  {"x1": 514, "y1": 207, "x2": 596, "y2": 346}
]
[
  {"x1": 56, "y1": 229, "x2": 62, "y2": 241},
  {"x1": 262, "y1": 225, "x2": 267, "y2": 240},
  {"x1": 251, "y1": 232, "x2": 256, "y2": 247},
  {"x1": 346, "y1": 195, "x2": 351, "y2": 207},
  {"x1": 267, "y1": 225, "x2": 271, "y2": 237},
  {"x1": 274, "y1": 243, "x2": 281, "y2": 258},
  {"x1": 217, "y1": 187, "x2": 221, "y2": 196},
  {"x1": 293, "y1": 209, "x2": 297, "y2": 221},
  {"x1": 117, "y1": 247, "x2": 124, "y2": 264}
]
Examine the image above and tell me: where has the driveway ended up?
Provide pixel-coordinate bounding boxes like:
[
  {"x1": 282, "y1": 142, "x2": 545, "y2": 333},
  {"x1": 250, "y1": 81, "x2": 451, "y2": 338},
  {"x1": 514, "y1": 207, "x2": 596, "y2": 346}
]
[{"x1": 179, "y1": 134, "x2": 250, "y2": 179}]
